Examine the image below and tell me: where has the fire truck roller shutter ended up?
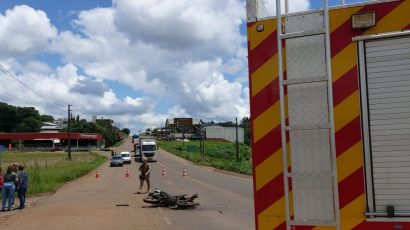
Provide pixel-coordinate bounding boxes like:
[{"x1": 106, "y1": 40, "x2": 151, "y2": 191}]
[{"x1": 364, "y1": 35, "x2": 410, "y2": 214}]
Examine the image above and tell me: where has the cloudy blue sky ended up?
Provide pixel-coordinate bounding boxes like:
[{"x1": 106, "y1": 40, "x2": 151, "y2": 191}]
[{"x1": 0, "y1": 0, "x2": 364, "y2": 133}]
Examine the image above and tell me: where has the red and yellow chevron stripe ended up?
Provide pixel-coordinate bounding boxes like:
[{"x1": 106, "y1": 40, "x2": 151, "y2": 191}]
[{"x1": 248, "y1": 1, "x2": 410, "y2": 229}]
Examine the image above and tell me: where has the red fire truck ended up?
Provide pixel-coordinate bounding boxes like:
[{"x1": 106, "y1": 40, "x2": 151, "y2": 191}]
[{"x1": 246, "y1": 0, "x2": 410, "y2": 229}]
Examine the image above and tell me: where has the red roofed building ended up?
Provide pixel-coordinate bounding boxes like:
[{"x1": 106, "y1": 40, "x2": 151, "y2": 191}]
[{"x1": 0, "y1": 132, "x2": 103, "y2": 151}]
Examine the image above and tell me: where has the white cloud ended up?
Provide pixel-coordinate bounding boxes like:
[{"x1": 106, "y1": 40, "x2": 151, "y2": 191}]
[
  {"x1": 24, "y1": 61, "x2": 52, "y2": 75},
  {"x1": 69, "y1": 78, "x2": 109, "y2": 97},
  {"x1": 50, "y1": 1, "x2": 250, "y2": 121},
  {"x1": 51, "y1": 31, "x2": 102, "y2": 63},
  {"x1": 0, "y1": 5, "x2": 57, "y2": 58},
  {"x1": 74, "y1": 8, "x2": 116, "y2": 37},
  {"x1": 262, "y1": 0, "x2": 310, "y2": 15},
  {"x1": 0, "y1": 62, "x2": 155, "y2": 120},
  {"x1": 1, "y1": 1, "x2": 252, "y2": 132},
  {"x1": 189, "y1": 72, "x2": 249, "y2": 119},
  {"x1": 115, "y1": 112, "x2": 168, "y2": 133},
  {"x1": 167, "y1": 106, "x2": 189, "y2": 118},
  {"x1": 235, "y1": 76, "x2": 248, "y2": 84},
  {"x1": 113, "y1": 0, "x2": 244, "y2": 55}
]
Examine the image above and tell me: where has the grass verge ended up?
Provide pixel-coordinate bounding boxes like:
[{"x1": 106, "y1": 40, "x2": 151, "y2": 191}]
[
  {"x1": 111, "y1": 137, "x2": 126, "y2": 147},
  {"x1": 158, "y1": 140, "x2": 252, "y2": 175},
  {"x1": 0, "y1": 152, "x2": 106, "y2": 195}
]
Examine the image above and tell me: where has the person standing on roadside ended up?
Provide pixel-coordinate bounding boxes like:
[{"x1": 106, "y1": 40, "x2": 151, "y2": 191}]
[
  {"x1": 0, "y1": 167, "x2": 3, "y2": 196},
  {"x1": 17, "y1": 165, "x2": 28, "y2": 209},
  {"x1": 138, "y1": 158, "x2": 151, "y2": 193},
  {"x1": 11, "y1": 163, "x2": 18, "y2": 207},
  {"x1": 1, "y1": 165, "x2": 18, "y2": 211}
]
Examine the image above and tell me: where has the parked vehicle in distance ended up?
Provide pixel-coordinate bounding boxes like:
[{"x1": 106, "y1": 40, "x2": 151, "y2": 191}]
[
  {"x1": 132, "y1": 134, "x2": 139, "y2": 143},
  {"x1": 120, "y1": 152, "x2": 132, "y2": 164},
  {"x1": 110, "y1": 155, "x2": 123, "y2": 167}
]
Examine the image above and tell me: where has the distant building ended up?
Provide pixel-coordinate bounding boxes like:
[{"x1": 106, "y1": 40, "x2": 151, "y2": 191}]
[
  {"x1": 204, "y1": 125, "x2": 244, "y2": 143},
  {"x1": 0, "y1": 132, "x2": 103, "y2": 151},
  {"x1": 152, "y1": 128, "x2": 170, "y2": 138},
  {"x1": 165, "y1": 118, "x2": 201, "y2": 134},
  {"x1": 54, "y1": 118, "x2": 66, "y2": 126},
  {"x1": 40, "y1": 122, "x2": 64, "y2": 133}
]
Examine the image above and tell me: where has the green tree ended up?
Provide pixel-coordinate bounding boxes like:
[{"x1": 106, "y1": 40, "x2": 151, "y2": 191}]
[
  {"x1": 16, "y1": 107, "x2": 40, "y2": 122},
  {"x1": 0, "y1": 102, "x2": 58, "y2": 133},
  {"x1": 240, "y1": 117, "x2": 251, "y2": 146},
  {"x1": 143, "y1": 128, "x2": 152, "y2": 135},
  {"x1": 218, "y1": 121, "x2": 235, "y2": 127},
  {"x1": 14, "y1": 117, "x2": 42, "y2": 132},
  {"x1": 66, "y1": 119, "x2": 126, "y2": 148},
  {"x1": 40, "y1": 115, "x2": 54, "y2": 122},
  {"x1": 122, "y1": 128, "x2": 130, "y2": 136},
  {"x1": 0, "y1": 102, "x2": 18, "y2": 132}
]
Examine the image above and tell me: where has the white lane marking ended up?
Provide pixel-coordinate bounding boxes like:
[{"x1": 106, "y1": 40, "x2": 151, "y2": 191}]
[
  {"x1": 157, "y1": 160, "x2": 251, "y2": 205},
  {"x1": 164, "y1": 217, "x2": 172, "y2": 225},
  {"x1": 165, "y1": 180, "x2": 174, "y2": 186}
]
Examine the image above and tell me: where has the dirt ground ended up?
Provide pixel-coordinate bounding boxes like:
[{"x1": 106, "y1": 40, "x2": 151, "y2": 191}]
[
  {"x1": 0, "y1": 137, "x2": 255, "y2": 230},
  {"x1": 0, "y1": 138, "x2": 165, "y2": 230}
]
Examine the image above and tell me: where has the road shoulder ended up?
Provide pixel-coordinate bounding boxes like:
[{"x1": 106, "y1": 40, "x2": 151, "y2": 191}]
[{"x1": 157, "y1": 148, "x2": 252, "y2": 180}]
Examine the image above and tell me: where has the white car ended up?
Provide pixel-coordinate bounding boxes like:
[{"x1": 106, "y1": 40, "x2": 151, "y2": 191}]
[{"x1": 120, "y1": 152, "x2": 132, "y2": 164}]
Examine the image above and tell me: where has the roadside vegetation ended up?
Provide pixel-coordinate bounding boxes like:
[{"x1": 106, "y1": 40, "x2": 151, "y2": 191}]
[
  {"x1": 0, "y1": 102, "x2": 55, "y2": 133},
  {"x1": 0, "y1": 152, "x2": 106, "y2": 195},
  {"x1": 158, "y1": 140, "x2": 252, "y2": 175},
  {"x1": 111, "y1": 132, "x2": 128, "y2": 147},
  {"x1": 0, "y1": 102, "x2": 131, "y2": 148},
  {"x1": 66, "y1": 118, "x2": 126, "y2": 148}
]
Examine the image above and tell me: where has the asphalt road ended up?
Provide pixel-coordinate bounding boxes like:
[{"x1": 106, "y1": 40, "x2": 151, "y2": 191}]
[{"x1": 0, "y1": 137, "x2": 255, "y2": 230}]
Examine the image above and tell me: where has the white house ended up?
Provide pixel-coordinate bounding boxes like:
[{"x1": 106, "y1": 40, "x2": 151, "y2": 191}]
[
  {"x1": 204, "y1": 126, "x2": 244, "y2": 143},
  {"x1": 40, "y1": 122, "x2": 63, "y2": 133}
]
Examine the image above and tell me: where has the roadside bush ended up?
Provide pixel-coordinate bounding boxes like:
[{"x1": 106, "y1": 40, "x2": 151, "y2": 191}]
[{"x1": 158, "y1": 140, "x2": 252, "y2": 175}]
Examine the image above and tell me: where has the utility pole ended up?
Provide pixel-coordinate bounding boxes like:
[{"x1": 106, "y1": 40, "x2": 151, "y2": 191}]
[
  {"x1": 182, "y1": 127, "x2": 185, "y2": 148},
  {"x1": 67, "y1": 104, "x2": 72, "y2": 160},
  {"x1": 199, "y1": 126, "x2": 204, "y2": 159},
  {"x1": 202, "y1": 129, "x2": 205, "y2": 159},
  {"x1": 200, "y1": 135, "x2": 203, "y2": 159},
  {"x1": 235, "y1": 117, "x2": 239, "y2": 162}
]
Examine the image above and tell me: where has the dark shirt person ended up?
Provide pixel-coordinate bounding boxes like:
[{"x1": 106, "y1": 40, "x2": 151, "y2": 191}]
[
  {"x1": 17, "y1": 165, "x2": 28, "y2": 209},
  {"x1": 0, "y1": 167, "x2": 3, "y2": 194}
]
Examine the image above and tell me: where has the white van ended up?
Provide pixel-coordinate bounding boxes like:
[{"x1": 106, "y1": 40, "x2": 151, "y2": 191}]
[{"x1": 120, "y1": 151, "x2": 132, "y2": 164}]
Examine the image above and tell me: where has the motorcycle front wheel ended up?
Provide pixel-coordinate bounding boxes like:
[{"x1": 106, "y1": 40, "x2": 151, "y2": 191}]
[
  {"x1": 176, "y1": 201, "x2": 200, "y2": 209},
  {"x1": 143, "y1": 197, "x2": 160, "y2": 204}
]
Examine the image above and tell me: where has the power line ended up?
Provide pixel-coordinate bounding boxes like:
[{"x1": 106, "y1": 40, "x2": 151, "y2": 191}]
[
  {"x1": 67, "y1": 104, "x2": 72, "y2": 160},
  {"x1": 0, "y1": 65, "x2": 67, "y2": 110},
  {"x1": 0, "y1": 91, "x2": 66, "y2": 114}
]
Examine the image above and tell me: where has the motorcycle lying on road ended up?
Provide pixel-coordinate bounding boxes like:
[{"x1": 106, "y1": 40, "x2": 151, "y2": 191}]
[{"x1": 143, "y1": 190, "x2": 199, "y2": 209}]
